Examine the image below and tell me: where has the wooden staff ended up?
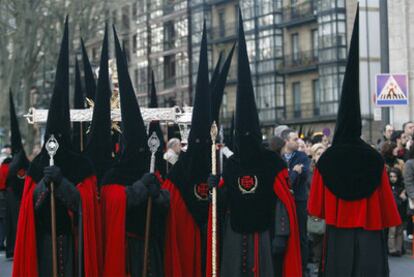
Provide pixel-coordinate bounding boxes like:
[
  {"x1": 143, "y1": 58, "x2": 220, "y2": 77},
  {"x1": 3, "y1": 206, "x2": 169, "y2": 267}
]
[
  {"x1": 46, "y1": 135, "x2": 59, "y2": 277},
  {"x1": 210, "y1": 121, "x2": 218, "y2": 277},
  {"x1": 143, "y1": 131, "x2": 160, "y2": 277},
  {"x1": 79, "y1": 122, "x2": 84, "y2": 277}
]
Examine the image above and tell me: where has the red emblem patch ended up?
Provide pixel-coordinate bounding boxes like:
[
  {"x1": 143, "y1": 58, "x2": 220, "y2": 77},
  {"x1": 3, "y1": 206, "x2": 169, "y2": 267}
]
[
  {"x1": 238, "y1": 175, "x2": 258, "y2": 194},
  {"x1": 194, "y1": 183, "x2": 209, "y2": 200},
  {"x1": 17, "y1": 169, "x2": 26, "y2": 179}
]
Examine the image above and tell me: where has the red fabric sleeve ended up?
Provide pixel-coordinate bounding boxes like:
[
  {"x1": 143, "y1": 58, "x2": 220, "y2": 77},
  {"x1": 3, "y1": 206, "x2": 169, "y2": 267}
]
[
  {"x1": 308, "y1": 168, "x2": 402, "y2": 230},
  {"x1": 13, "y1": 176, "x2": 39, "y2": 277},
  {"x1": 100, "y1": 184, "x2": 127, "y2": 277},
  {"x1": 0, "y1": 163, "x2": 10, "y2": 190},
  {"x1": 274, "y1": 169, "x2": 303, "y2": 277},
  {"x1": 162, "y1": 179, "x2": 202, "y2": 277},
  {"x1": 77, "y1": 175, "x2": 101, "y2": 276}
]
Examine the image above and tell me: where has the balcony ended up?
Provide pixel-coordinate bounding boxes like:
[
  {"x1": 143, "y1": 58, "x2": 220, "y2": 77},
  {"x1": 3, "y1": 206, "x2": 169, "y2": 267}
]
[
  {"x1": 278, "y1": 1, "x2": 317, "y2": 28},
  {"x1": 279, "y1": 50, "x2": 318, "y2": 74}
]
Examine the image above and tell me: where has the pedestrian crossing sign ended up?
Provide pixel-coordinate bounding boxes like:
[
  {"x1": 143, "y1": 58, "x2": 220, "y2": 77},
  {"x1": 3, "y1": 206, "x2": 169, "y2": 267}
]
[{"x1": 376, "y1": 74, "x2": 409, "y2": 106}]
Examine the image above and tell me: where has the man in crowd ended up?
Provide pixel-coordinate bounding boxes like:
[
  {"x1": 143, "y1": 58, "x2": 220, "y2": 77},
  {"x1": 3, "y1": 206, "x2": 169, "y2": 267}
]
[
  {"x1": 377, "y1": 124, "x2": 394, "y2": 150},
  {"x1": 403, "y1": 121, "x2": 414, "y2": 141},
  {"x1": 163, "y1": 138, "x2": 181, "y2": 167},
  {"x1": 281, "y1": 128, "x2": 311, "y2": 275},
  {"x1": 391, "y1": 130, "x2": 409, "y2": 161}
]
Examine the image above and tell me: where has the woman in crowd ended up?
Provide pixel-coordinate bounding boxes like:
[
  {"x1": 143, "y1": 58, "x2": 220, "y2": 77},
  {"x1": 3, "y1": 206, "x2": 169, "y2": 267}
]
[
  {"x1": 381, "y1": 141, "x2": 405, "y2": 172},
  {"x1": 387, "y1": 168, "x2": 407, "y2": 256}
]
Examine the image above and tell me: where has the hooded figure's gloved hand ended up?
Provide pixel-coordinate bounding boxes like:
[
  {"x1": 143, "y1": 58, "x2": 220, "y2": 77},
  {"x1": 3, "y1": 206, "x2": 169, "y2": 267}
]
[
  {"x1": 208, "y1": 174, "x2": 219, "y2": 190},
  {"x1": 43, "y1": 165, "x2": 63, "y2": 185},
  {"x1": 139, "y1": 173, "x2": 160, "y2": 198}
]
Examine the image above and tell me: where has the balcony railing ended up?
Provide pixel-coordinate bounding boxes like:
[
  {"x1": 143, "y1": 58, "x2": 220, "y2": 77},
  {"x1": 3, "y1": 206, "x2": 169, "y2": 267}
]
[
  {"x1": 279, "y1": 0, "x2": 317, "y2": 27},
  {"x1": 280, "y1": 50, "x2": 318, "y2": 73},
  {"x1": 283, "y1": 102, "x2": 338, "y2": 123}
]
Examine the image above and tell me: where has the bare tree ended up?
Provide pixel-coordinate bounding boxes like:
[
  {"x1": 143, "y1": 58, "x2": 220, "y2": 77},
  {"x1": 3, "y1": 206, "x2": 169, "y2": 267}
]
[{"x1": 0, "y1": 0, "x2": 107, "y2": 151}]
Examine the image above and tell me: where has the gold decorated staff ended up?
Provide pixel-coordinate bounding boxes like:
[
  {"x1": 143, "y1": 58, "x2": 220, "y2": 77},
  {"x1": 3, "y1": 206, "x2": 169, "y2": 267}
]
[{"x1": 210, "y1": 121, "x2": 218, "y2": 277}]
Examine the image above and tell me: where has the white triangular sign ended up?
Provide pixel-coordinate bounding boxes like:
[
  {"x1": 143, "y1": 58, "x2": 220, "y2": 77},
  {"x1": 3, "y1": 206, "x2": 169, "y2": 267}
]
[{"x1": 378, "y1": 75, "x2": 407, "y2": 100}]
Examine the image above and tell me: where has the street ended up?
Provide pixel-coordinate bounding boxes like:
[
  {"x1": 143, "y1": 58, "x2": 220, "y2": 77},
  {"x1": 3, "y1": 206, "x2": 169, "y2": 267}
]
[{"x1": 1, "y1": 251, "x2": 413, "y2": 277}]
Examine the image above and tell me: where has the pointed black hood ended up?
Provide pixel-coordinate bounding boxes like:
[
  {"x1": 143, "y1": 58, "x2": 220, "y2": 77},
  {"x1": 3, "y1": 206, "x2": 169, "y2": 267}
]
[
  {"x1": 148, "y1": 71, "x2": 166, "y2": 177},
  {"x1": 28, "y1": 17, "x2": 93, "y2": 184},
  {"x1": 101, "y1": 26, "x2": 149, "y2": 186},
  {"x1": 72, "y1": 59, "x2": 86, "y2": 152},
  {"x1": 167, "y1": 22, "x2": 212, "y2": 227},
  {"x1": 44, "y1": 17, "x2": 71, "y2": 148},
  {"x1": 8, "y1": 90, "x2": 29, "y2": 172},
  {"x1": 84, "y1": 25, "x2": 113, "y2": 183},
  {"x1": 211, "y1": 43, "x2": 235, "y2": 125},
  {"x1": 186, "y1": 22, "x2": 211, "y2": 157},
  {"x1": 316, "y1": 7, "x2": 384, "y2": 200},
  {"x1": 81, "y1": 38, "x2": 97, "y2": 101},
  {"x1": 233, "y1": 11, "x2": 262, "y2": 169},
  {"x1": 332, "y1": 7, "x2": 361, "y2": 145},
  {"x1": 9, "y1": 91, "x2": 24, "y2": 155},
  {"x1": 220, "y1": 11, "x2": 287, "y2": 234},
  {"x1": 7, "y1": 91, "x2": 29, "y2": 199},
  {"x1": 176, "y1": 21, "x2": 211, "y2": 183}
]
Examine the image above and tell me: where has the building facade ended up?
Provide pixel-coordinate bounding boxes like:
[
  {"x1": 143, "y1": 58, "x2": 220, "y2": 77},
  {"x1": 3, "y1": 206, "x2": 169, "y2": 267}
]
[{"x1": 83, "y1": 0, "x2": 361, "y2": 138}]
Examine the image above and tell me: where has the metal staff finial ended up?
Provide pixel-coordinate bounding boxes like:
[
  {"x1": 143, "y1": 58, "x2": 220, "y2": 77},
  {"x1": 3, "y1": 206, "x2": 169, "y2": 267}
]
[{"x1": 46, "y1": 134, "x2": 59, "y2": 166}]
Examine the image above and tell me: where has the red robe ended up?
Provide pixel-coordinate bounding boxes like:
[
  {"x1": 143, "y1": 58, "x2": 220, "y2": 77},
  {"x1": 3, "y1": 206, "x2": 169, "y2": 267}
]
[
  {"x1": 308, "y1": 167, "x2": 401, "y2": 230},
  {"x1": 0, "y1": 162, "x2": 10, "y2": 190},
  {"x1": 206, "y1": 168, "x2": 302, "y2": 277},
  {"x1": 12, "y1": 175, "x2": 102, "y2": 276},
  {"x1": 100, "y1": 184, "x2": 127, "y2": 276},
  {"x1": 163, "y1": 178, "x2": 203, "y2": 277}
]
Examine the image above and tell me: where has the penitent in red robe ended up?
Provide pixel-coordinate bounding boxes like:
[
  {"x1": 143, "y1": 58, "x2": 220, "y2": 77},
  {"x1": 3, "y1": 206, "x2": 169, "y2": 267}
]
[
  {"x1": 163, "y1": 178, "x2": 204, "y2": 277},
  {"x1": 12, "y1": 175, "x2": 102, "y2": 277},
  {"x1": 308, "y1": 167, "x2": 401, "y2": 230},
  {"x1": 206, "y1": 168, "x2": 302, "y2": 277}
]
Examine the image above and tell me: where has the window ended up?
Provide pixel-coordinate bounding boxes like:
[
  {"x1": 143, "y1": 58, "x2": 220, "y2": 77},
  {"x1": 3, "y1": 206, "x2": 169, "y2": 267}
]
[
  {"x1": 291, "y1": 33, "x2": 299, "y2": 62},
  {"x1": 132, "y1": 34, "x2": 137, "y2": 54},
  {"x1": 313, "y1": 79, "x2": 320, "y2": 116},
  {"x1": 122, "y1": 6, "x2": 129, "y2": 29},
  {"x1": 293, "y1": 82, "x2": 301, "y2": 118},
  {"x1": 164, "y1": 54, "x2": 176, "y2": 88},
  {"x1": 112, "y1": 10, "x2": 117, "y2": 26},
  {"x1": 218, "y1": 9, "x2": 226, "y2": 37},
  {"x1": 164, "y1": 21, "x2": 175, "y2": 50},
  {"x1": 132, "y1": 3, "x2": 137, "y2": 17},
  {"x1": 312, "y1": 29, "x2": 318, "y2": 59}
]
